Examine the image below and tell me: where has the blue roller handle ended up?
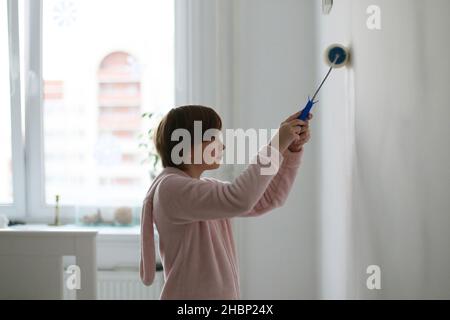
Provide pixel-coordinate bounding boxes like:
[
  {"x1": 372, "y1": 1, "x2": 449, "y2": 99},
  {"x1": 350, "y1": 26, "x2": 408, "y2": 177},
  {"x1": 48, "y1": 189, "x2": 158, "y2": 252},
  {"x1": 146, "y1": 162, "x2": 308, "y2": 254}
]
[
  {"x1": 298, "y1": 97, "x2": 317, "y2": 121},
  {"x1": 298, "y1": 61, "x2": 336, "y2": 121}
]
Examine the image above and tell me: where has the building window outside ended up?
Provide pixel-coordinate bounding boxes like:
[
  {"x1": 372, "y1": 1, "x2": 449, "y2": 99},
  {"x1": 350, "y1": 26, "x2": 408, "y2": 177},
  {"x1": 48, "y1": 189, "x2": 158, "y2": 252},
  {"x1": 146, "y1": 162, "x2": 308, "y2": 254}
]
[{"x1": 42, "y1": 0, "x2": 174, "y2": 212}]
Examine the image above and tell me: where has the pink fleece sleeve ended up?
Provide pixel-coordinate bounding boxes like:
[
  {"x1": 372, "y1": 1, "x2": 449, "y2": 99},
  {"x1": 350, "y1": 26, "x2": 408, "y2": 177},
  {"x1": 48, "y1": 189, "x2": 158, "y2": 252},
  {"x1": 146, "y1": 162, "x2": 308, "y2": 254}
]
[
  {"x1": 156, "y1": 145, "x2": 283, "y2": 224},
  {"x1": 239, "y1": 148, "x2": 303, "y2": 217}
]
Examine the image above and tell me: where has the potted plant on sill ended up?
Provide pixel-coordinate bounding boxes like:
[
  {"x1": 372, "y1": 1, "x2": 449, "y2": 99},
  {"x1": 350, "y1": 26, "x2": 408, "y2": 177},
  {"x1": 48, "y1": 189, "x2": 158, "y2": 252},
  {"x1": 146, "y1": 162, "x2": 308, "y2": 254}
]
[{"x1": 139, "y1": 112, "x2": 162, "y2": 180}]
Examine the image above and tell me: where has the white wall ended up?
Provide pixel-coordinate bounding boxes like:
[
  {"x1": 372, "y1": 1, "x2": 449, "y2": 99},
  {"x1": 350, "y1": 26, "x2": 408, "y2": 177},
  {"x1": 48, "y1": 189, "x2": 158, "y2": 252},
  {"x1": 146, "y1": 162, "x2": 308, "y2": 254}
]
[
  {"x1": 318, "y1": 0, "x2": 450, "y2": 299},
  {"x1": 232, "y1": 0, "x2": 318, "y2": 299}
]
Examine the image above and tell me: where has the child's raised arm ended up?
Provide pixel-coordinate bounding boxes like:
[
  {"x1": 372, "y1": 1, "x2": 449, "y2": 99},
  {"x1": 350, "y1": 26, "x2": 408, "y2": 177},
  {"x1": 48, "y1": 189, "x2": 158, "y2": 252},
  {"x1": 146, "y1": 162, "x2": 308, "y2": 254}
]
[
  {"x1": 156, "y1": 145, "x2": 284, "y2": 224},
  {"x1": 239, "y1": 148, "x2": 304, "y2": 217},
  {"x1": 238, "y1": 111, "x2": 311, "y2": 217}
]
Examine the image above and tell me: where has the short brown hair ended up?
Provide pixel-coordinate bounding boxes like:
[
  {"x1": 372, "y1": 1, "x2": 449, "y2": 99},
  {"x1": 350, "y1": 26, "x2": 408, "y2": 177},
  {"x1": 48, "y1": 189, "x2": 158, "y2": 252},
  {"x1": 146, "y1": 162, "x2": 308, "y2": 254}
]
[{"x1": 154, "y1": 105, "x2": 222, "y2": 168}]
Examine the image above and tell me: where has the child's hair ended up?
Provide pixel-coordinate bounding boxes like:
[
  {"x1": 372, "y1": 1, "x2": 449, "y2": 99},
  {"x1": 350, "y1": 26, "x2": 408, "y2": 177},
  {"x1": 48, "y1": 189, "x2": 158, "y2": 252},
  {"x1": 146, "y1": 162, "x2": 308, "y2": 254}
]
[{"x1": 154, "y1": 105, "x2": 222, "y2": 168}]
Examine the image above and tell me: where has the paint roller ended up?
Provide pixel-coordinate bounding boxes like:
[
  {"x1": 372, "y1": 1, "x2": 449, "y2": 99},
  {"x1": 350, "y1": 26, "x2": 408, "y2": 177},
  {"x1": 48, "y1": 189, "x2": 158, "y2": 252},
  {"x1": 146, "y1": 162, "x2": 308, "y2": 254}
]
[{"x1": 298, "y1": 44, "x2": 350, "y2": 121}]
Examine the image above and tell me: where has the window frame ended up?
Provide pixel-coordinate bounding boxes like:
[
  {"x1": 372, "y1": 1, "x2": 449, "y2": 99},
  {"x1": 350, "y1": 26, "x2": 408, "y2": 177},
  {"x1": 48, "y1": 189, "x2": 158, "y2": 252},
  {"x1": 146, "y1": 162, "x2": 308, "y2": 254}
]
[
  {"x1": 1, "y1": 0, "x2": 26, "y2": 218},
  {"x1": 23, "y1": 0, "x2": 52, "y2": 221},
  {"x1": 13, "y1": 0, "x2": 229, "y2": 222}
]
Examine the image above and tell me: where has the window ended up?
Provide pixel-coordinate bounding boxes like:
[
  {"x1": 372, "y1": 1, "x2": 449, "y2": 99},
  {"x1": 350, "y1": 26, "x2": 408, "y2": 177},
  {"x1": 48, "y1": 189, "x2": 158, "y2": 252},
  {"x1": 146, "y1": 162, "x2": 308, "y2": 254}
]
[
  {"x1": 40, "y1": 0, "x2": 175, "y2": 208},
  {"x1": 2, "y1": 0, "x2": 178, "y2": 219},
  {"x1": 0, "y1": 1, "x2": 13, "y2": 204}
]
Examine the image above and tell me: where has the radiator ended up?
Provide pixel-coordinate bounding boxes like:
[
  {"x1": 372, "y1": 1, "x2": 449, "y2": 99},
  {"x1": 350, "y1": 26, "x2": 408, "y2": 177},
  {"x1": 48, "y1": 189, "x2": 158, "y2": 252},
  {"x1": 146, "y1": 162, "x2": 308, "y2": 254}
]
[{"x1": 64, "y1": 269, "x2": 164, "y2": 300}]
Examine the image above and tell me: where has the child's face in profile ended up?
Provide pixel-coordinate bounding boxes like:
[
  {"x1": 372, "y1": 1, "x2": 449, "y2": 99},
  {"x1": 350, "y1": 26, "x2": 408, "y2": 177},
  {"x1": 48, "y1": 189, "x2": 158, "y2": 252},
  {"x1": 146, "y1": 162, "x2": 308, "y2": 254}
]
[{"x1": 189, "y1": 137, "x2": 225, "y2": 171}]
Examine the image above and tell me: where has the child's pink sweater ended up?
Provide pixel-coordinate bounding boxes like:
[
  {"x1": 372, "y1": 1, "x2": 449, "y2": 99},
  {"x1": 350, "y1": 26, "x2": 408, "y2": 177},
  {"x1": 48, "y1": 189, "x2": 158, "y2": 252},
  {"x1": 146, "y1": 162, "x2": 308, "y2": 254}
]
[{"x1": 140, "y1": 145, "x2": 303, "y2": 299}]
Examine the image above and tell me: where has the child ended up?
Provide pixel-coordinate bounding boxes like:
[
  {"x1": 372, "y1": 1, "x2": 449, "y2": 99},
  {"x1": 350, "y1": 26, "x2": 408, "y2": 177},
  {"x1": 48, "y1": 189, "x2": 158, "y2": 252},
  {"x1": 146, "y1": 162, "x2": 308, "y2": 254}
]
[{"x1": 140, "y1": 105, "x2": 311, "y2": 299}]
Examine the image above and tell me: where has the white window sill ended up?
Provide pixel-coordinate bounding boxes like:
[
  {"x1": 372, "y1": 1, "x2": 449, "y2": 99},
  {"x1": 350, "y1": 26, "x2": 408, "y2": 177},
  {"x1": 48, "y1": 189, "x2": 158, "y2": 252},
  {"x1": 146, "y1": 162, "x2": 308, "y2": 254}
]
[{"x1": 8, "y1": 223, "x2": 141, "y2": 242}]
